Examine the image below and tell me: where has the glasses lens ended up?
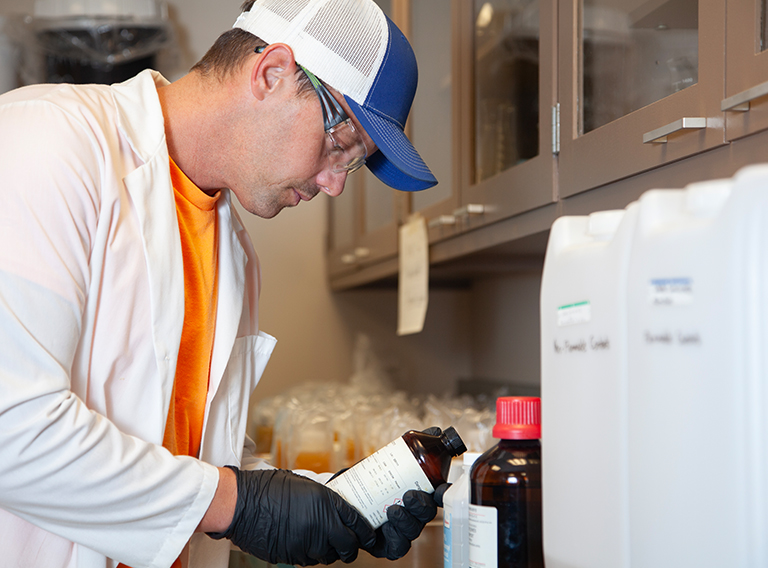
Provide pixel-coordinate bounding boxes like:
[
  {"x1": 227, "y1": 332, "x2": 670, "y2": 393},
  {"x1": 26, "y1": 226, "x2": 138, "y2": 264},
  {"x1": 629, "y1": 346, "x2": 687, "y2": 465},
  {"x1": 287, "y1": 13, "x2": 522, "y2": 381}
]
[{"x1": 327, "y1": 120, "x2": 367, "y2": 174}]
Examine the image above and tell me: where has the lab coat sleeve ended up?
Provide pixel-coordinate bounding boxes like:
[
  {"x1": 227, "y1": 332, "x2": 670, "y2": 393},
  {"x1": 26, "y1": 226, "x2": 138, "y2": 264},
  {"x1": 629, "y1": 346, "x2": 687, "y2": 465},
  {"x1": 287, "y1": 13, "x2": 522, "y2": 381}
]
[{"x1": 0, "y1": 99, "x2": 218, "y2": 567}]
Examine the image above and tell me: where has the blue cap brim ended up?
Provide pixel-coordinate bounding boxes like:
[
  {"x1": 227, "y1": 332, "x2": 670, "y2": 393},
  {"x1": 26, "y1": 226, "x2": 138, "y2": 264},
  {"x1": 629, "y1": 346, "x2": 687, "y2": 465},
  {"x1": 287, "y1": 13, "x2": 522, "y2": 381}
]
[{"x1": 345, "y1": 95, "x2": 437, "y2": 192}]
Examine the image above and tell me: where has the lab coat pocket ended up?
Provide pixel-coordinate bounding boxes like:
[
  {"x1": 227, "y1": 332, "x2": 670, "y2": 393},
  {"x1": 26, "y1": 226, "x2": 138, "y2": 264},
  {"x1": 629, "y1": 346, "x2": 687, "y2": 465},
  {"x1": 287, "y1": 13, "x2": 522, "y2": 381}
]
[{"x1": 201, "y1": 331, "x2": 276, "y2": 467}]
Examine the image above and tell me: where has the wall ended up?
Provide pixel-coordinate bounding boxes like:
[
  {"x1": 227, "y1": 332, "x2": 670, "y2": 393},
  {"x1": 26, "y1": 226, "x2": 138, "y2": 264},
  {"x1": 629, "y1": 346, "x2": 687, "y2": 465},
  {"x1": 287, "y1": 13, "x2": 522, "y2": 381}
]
[{"x1": 470, "y1": 272, "x2": 542, "y2": 394}]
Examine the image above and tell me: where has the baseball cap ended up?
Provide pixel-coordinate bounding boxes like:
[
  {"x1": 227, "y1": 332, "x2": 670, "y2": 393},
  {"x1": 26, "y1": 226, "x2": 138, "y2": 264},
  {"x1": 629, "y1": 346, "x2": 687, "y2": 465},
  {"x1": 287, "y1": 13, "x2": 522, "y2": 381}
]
[{"x1": 233, "y1": 0, "x2": 437, "y2": 191}]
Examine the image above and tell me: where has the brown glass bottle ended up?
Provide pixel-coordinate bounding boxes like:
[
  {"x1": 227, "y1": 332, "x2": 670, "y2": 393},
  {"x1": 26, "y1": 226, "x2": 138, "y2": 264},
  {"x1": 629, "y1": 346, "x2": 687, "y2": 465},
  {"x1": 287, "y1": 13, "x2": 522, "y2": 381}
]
[
  {"x1": 469, "y1": 397, "x2": 544, "y2": 568},
  {"x1": 402, "y1": 426, "x2": 468, "y2": 489}
]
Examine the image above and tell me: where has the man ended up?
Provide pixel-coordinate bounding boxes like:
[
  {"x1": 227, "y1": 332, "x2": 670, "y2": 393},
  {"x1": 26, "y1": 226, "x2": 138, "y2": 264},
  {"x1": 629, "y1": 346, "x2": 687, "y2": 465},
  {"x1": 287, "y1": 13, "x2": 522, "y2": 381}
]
[{"x1": 0, "y1": 0, "x2": 438, "y2": 567}]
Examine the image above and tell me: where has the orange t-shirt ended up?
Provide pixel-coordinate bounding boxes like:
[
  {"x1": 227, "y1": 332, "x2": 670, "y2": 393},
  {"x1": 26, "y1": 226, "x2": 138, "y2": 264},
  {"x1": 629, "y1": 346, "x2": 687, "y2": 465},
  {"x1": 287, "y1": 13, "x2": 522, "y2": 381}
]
[
  {"x1": 119, "y1": 158, "x2": 220, "y2": 568},
  {"x1": 163, "y1": 157, "x2": 221, "y2": 459}
]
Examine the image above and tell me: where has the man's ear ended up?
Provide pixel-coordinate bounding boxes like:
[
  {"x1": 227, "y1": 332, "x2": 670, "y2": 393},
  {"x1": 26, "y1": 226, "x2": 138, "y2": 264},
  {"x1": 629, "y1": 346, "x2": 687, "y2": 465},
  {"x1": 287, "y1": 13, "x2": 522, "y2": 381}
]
[{"x1": 250, "y1": 43, "x2": 297, "y2": 101}]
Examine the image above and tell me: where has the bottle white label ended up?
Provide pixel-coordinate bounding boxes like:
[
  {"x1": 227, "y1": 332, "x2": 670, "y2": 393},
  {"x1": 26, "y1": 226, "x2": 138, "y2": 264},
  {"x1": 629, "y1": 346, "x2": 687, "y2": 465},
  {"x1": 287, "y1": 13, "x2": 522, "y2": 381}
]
[
  {"x1": 468, "y1": 504, "x2": 497, "y2": 568},
  {"x1": 443, "y1": 505, "x2": 453, "y2": 568},
  {"x1": 326, "y1": 436, "x2": 433, "y2": 529}
]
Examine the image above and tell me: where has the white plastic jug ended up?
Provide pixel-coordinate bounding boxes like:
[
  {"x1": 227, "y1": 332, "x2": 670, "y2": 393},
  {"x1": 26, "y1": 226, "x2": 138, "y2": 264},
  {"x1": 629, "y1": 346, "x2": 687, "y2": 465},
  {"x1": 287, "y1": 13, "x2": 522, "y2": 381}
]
[
  {"x1": 540, "y1": 206, "x2": 637, "y2": 568},
  {"x1": 443, "y1": 452, "x2": 481, "y2": 568},
  {"x1": 730, "y1": 165, "x2": 768, "y2": 566},
  {"x1": 625, "y1": 178, "x2": 753, "y2": 568}
]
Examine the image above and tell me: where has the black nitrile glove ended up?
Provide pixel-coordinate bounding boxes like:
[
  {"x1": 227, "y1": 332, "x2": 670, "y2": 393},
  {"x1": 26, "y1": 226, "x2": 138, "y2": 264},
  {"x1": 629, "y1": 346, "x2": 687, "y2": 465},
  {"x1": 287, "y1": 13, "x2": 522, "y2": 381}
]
[
  {"x1": 364, "y1": 489, "x2": 438, "y2": 560},
  {"x1": 208, "y1": 467, "x2": 376, "y2": 566},
  {"x1": 433, "y1": 482, "x2": 451, "y2": 507}
]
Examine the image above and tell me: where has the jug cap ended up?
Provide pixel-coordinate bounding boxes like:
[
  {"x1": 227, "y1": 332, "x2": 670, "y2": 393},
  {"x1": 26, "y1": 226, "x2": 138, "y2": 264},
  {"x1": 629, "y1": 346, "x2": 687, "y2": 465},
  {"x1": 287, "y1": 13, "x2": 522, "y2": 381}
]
[{"x1": 493, "y1": 396, "x2": 541, "y2": 440}]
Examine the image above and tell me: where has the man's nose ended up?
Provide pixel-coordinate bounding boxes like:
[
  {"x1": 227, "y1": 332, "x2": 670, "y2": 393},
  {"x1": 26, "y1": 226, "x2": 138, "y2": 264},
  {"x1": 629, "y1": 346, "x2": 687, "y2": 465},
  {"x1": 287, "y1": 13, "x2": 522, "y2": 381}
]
[{"x1": 317, "y1": 169, "x2": 348, "y2": 197}]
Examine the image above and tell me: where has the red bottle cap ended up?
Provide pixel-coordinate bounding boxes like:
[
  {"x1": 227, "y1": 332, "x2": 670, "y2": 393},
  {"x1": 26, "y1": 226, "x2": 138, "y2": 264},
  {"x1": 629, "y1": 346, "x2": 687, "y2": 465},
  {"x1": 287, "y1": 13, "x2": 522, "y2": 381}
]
[{"x1": 492, "y1": 396, "x2": 541, "y2": 440}]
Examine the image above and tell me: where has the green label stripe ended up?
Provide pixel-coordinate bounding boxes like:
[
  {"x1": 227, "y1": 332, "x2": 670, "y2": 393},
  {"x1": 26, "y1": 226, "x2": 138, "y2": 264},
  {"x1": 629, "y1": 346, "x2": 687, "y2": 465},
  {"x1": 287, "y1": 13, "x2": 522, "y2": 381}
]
[{"x1": 558, "y1": 301, "x2": 590, "y2": 311}]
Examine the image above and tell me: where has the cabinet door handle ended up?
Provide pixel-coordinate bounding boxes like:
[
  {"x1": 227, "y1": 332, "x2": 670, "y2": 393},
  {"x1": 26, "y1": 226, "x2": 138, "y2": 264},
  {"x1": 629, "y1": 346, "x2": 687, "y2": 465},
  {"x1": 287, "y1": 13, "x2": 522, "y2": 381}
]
[
  {"x1": 642, "y1": 117, "x2": 707, "y2": 144},
  {"x1": 427, "y1": 214, "x2": 456, "y2": 229},
  {"x1": 453, "y1": 204, "x2": 485, "y2": 217},
  {"x1": 354, "y1": 247, "x2": 370, "y2": 259},
  {"x1": 721, "y1": 79, "x2": 768, "y2": 112}
]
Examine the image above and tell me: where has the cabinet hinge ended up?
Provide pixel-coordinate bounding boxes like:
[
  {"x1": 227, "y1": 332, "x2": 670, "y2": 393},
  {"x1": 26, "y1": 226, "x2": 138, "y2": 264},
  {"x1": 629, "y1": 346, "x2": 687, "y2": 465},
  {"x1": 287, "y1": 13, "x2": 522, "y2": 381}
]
[{"x1": 552, "y1": 103, "x2": 561, "y2": 155}]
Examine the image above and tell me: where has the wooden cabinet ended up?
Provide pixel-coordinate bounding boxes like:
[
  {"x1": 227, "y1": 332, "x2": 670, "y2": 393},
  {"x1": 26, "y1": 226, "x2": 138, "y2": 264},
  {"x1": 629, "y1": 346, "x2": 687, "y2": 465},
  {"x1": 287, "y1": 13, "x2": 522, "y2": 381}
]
[
  {"x1": 723, "y1": 0, "x2": 768, "y2": 141},
  {"x1": 328, "y1": 0, "x2": 768, "y2": 289},
  {"x1": 558, "y1": 0, "x2": 726, "y2": 197},
  {"x1": 418, "y1": 0, "x2": 558, "y2": 241}
]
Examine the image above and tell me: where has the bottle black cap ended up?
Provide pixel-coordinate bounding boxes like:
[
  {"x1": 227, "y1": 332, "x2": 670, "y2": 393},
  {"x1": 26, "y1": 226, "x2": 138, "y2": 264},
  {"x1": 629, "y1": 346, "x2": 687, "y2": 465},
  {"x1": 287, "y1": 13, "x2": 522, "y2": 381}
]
[{"x1": 442, "y1": 426, "x2": 467, "y2": 456}]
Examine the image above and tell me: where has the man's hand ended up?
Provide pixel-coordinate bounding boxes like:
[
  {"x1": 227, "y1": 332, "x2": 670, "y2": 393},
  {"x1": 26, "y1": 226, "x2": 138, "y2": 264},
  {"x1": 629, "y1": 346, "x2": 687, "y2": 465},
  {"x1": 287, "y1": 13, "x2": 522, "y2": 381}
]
[
  {"x1": 363, "y1": 489, "x2": 439, "y2": 560},
  {"x1": 208, "y1": 467, "x2": 376, "y2": 566}
]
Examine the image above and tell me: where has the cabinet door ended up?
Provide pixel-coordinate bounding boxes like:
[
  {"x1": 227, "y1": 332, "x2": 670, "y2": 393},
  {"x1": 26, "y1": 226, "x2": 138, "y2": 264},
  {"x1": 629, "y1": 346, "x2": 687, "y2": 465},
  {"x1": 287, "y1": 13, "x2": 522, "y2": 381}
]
[
  {"x1": 723, "y1": 0, "x2": 768, "y2": 141},
  {"x1": 456, "y1": 0, "x2": 557, "y2": 229},
  {"x1": 558, "y1": 0, "x2": 725, "y2": 198},
  {"x1": 409, "y1": 0, "x2": 462, "y2": 237},
  {"x1": 354, "y1": 169, "x2": 401, "y2": 266}
]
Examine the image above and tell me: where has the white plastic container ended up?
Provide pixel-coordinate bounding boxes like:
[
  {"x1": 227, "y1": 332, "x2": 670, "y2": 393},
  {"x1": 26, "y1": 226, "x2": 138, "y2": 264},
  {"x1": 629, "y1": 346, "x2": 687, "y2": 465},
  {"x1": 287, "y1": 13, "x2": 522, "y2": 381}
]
[
  {"x1": 540, "y1": 206, "x2": 637, "y2": 568},
  {"x1": 625, "y1": 178, "x2": 752, "y2": 568},
  {"x1": 443, "y1": 452, "x2": 481, "y2": 568},
  {"x1": 733, "y1": 166, "x2": 768, "y2": 566}
]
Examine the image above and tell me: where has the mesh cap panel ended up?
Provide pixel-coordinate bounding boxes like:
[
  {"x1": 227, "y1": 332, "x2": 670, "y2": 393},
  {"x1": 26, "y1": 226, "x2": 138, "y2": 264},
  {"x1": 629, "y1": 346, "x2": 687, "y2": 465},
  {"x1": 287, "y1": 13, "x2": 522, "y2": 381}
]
[
  {"x1": 305, "y1": 2, "x2": 382, "y2": 77},
  {"x1": 233, "y1": 0, "x2": 388, "y2": 103},
  {"x1": 269, "y1": 0, "x2": 312, "y2": 20}
]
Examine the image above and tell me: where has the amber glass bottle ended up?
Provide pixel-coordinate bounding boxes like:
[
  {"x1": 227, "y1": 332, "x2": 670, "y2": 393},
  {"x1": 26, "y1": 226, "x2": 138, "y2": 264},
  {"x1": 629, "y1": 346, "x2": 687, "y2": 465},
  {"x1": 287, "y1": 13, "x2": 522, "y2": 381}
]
[
  {"x1": 469, "y1": 397, "x2": 544, "y2": 568},
  {"x1": 327, "y1": 427, "x2": 466, "y2": 529},
  {"x1": 402, "y1": 427, "x2": 467, "y2": 489}
]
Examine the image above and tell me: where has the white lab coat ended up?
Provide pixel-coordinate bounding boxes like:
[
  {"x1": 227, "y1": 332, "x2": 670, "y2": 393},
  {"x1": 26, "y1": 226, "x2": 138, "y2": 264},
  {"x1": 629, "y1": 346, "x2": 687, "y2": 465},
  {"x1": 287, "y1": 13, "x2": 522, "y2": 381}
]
[{"x1": 0, "y1": 70, "x2": 277, "y2": 568}]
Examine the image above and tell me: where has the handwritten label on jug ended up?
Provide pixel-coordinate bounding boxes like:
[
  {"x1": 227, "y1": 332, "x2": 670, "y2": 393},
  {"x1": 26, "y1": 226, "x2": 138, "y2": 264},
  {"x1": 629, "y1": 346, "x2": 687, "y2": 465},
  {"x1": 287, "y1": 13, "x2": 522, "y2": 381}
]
[
  {"x1": 553, "y1": 336, "x2": 611, "y2": 354},
  {"x1": 557, "y1": 301, "x2": 591, "y2": 327},
  {"x1": 648, "y1": 278, "x2": 693, "y2": 306},
  {"x1": 644, "y1": 330, "x2": 702, "y2": 346}
]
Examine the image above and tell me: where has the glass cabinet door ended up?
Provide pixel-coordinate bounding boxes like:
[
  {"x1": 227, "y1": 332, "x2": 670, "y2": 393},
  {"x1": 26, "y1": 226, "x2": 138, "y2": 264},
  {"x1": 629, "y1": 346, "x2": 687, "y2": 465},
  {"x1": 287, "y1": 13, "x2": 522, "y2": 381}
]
[
  {"x1": 458, "y1": 0, "x2": 557, "y2": 227},
  {"x1": 558, "y1": 0, "x2": 725, "y2": 198},
  {"x1": 722, "y1": 0, "x2": 768, "y2": 141},
  {"x1": 409, "y1": 0, "x2": 461, "y2": 236}
]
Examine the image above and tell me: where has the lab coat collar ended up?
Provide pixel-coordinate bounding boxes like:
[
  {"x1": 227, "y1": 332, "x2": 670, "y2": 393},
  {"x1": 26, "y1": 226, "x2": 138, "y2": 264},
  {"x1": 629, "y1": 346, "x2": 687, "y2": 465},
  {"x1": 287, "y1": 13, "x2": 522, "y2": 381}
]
[{"x1": 111, "y1": 69, "x2": 170, "y2": 164}]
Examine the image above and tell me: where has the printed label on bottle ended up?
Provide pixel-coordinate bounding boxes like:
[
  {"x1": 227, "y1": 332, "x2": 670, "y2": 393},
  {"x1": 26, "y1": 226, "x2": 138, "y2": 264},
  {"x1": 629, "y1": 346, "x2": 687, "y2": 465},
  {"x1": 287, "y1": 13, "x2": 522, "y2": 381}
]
[
  {"x1": 468, "y1": 504, "x2": 497, "y2": 568},
  {"x1": 326, "y1": 436, "x2": 433, "y2": 529},
  {"x1": 443, "y1": 507, "x2": 452, "y2": 568}
]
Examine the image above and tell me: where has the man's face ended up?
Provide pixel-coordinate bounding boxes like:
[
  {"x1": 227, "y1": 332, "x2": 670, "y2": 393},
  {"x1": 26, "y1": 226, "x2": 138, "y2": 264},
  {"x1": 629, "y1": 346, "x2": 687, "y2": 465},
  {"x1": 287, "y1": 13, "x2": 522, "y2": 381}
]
[{"x1": 228, "y1": 74, "x2": 377, "y2": 219}]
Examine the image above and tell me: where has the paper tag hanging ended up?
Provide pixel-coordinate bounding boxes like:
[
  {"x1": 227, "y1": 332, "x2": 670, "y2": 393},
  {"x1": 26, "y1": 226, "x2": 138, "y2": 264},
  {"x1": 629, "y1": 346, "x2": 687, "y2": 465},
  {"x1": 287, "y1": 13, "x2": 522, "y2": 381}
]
[{"x1": 397, "y1": 214, "x2": 429, "y2": 336}]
